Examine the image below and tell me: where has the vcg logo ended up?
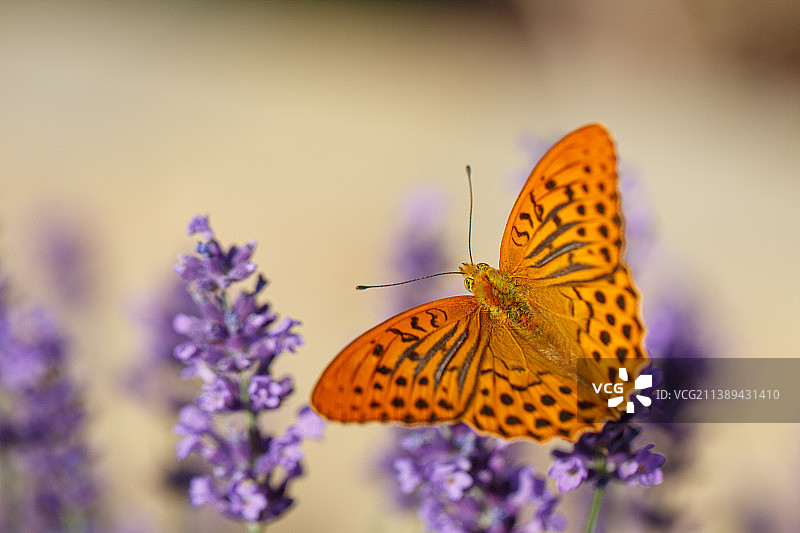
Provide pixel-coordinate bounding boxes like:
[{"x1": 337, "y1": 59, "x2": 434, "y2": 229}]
[{"x1": 592, "y1": 368, "x2": 653, "y2": 414}]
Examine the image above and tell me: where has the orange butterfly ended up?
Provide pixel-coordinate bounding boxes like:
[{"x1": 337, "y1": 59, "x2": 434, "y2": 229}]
[{"x1": 312, "y1": 124, "x2": 648, "y2": 442}]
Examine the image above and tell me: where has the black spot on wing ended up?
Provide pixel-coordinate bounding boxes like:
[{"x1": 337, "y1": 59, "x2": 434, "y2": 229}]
[{"x1": 409, "y1": 316, "x2": 426, "y2": 332}]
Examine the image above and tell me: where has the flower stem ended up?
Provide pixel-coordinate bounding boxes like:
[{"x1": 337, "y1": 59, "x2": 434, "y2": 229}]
[
  {"x1": 583, "y1": 482, "x2": 607, "y2": 533},
  {"x1": 584, "y1": 454, "x2": 608, "y2": 533},
  {"x1": 246, "y1": 522, "x2": 263, "y2": 533},
  {"x1": 239, "y1": 373, "x2": 259, "y2": 471}
]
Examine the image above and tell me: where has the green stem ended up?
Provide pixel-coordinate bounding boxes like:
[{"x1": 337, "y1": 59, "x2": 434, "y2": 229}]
[
  {"x1": 240, "y1": 377, "x2": 263, "y2": 533},
  {"x1": 584, "y1": 453, "x2": 608, "y2": 533},
  {"x1": 0, "y1": 448, "x2": 19, "y2": 532},
  {"x1": 583, "y1": 482, "x2": 607, "y2": 533},
  {"x1": 239, "y1": 373, "x2": 259, "y2": 471},
  {"x1": 245, "y1": 522, "x2": 263, "y2": 533}
]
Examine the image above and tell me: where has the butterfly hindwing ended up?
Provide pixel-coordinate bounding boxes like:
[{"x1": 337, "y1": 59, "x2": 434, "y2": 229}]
[
  {"x1": 500, "y1": 124, "x2": 622, "y2": 285},
  {"x1": 313, "y1": 293, "x2": 620, "y2": 442},
  {"x1": 311, "y1": 296, "x2": 489, "y2": 425},
  {"x1": 462, "y1": 321, "x2": 616, "y2": 441}
]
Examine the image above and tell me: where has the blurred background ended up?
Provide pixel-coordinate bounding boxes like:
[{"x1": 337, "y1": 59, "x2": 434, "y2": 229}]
[{"x1": 1, "y1": 1, "x2": 799, "y2": 532}]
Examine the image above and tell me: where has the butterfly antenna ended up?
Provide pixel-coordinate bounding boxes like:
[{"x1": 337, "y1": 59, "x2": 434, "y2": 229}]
[
  {"x1": 466, "y1": 165, "x2": 475, "y2": 264},
  {"x1": 356, "y1": 271, "x2": 461, "y2": 291},
  {"x1": 358, "y1": 166, "x2": 475, "y2": 291}
]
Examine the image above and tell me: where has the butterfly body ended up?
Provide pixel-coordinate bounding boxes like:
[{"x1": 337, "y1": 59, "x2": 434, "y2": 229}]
[
  {"x1": 313, "y1": 124, "x2": 648, "y2": 442},
  {"x1": 462, "y1": 261, "x2": 591, "y2": 387},
  {"x1": 460, "y1": 262, "x2": 535, "y2": 328}
]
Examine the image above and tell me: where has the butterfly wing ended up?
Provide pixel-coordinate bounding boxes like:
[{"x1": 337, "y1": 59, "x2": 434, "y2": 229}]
[
  {"x1": 528, "y1": 265, "x2": 649, "y2": 417},
  {"x1": 312, "y1": 294, "x2": 614, "y2": 441},
  {"x1": 500, "y1": 124, "x2": 622, "y2": 285},
  {"x1": 498, "y1": 124, "x2": 648, "y2": 422},
  {"x1": 312, "y1": 296, "x2": 489, "y2": 425},
  {"x1": 461, "y1": 319, "x2": 619, "y2": 441}
]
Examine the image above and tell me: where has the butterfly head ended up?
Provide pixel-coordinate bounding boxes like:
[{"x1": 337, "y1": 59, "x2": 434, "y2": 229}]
[{"x1": 459, "y1": 262, "x2": 491, "y2": 293}]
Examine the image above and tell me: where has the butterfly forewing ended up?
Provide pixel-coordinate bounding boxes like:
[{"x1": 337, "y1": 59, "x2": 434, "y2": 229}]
[
  {"x1": 500, "y1": 124, "x2": 622, "y2": 285},
  {"x1": 498, "y1": 124, "x2": 648, "y2": 427},
  {"x1": 312, "y1": 296, "x2": 488, "y2": 425}
]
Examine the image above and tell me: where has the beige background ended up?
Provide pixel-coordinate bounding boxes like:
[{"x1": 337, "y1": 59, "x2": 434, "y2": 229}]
[{"x1": 2, "y1": 1, "x2": 799, "y2": 532}]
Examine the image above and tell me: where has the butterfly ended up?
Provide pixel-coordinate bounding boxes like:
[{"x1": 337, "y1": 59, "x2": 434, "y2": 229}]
[{"x1": 311, "y1": 124, "x2": 648, "y2": 442}]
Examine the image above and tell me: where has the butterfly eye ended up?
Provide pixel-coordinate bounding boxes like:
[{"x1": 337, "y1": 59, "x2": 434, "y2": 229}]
[
  {"x1": 477, "y1": 262, "x2": 490, "y2": 271},
  {"x1": 464, "y1": 277, "x2": 474, "y2": 291}
]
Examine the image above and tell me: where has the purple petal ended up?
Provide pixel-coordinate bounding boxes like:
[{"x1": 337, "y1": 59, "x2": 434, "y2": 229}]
[
  {"x1": 230, "y1": 241, "x2": 256, "y2": 265},
  {"x1": 230, "y1": 480, "x2": 268, "y2": 521},
  {"x1": 228, "y1": 261, "x2": 257, "y2": 283},
  {"x1": 186, "y1": 215, "x2": 214, "y2": 239},
  {"x1": 173, "y1": 341, "x2": 198, "y2": 362},
  {"x1": 188, "y1": 475, "x2": 216, "y2": 507},
  {"x1": 548, "y1": 456, "x2": 588, "y2": 494},
  {"x1": 291, "y1": 406, "x2": 326, "y2": 440}
]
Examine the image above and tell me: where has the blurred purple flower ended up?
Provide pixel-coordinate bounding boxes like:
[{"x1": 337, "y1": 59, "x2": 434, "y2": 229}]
[
  {"x1": 430, "y1": 461, "x2": 473, "y2": 500},
  {"x1": 387, "y1": 185, "x2": 454, "y2": 313},
  {"x1": 125, "y1": 276, "x2": 213, "y2": 498},
  {"x1": 291, "y1": 405, "x2": 326, "y2": 440},
  {"x1": 384, "y1": 425, "x2": 566, "y2": 533},
  {"x1": 548, "y1": 422, "x2": 664, "y2": 494},
  {"x1": 30, "y1": 210, "x2": 96, "y2": 307},
  {"x1": 618, "y1": 445, "x2": 665, "y2": 487},
  {"x1": 127, "y1": 279, "x2": 198, "y2": 410},
  {"x1": 547, "y1": 456, "x2": 588, "y2": 494},
  {"x1": 618, "y1": 173, "x2": 656, "y2": 272},
  {"x1": 171, "y1": 214, "x2": 324, "y2": 525},
  {"x1": 0, "y1": 280, "x2": 99, "y2": 532}
]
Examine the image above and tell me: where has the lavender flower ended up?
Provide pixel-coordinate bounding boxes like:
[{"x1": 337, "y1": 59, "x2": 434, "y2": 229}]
[
  {"x1": 127, "y1": 279, "x2": 198, "y2": 411},
  {"x1": 171, "y1": 214, "x2": 324, "y2": 526},
  {"x1": 30, "y1": 210, "x2": 96, "y2": 307},
  {"x1": 547, "y1": 456, "x2": 588, "y2": 494},
  {"x1": 0, "y1": 280, "x2": 99, "y2": 532},
  {"x1": 387, "y1": 185, "x2": 454, "y2": 313},
  {"x1": 618, "y1": 445, "x2": 665, "y2": 487},
  {"x1": 385, "y1": 425, "x2": 566, "y2": 533},
  {"x1": 547, "y1": 422, "x2": 664, "y2": 494}
]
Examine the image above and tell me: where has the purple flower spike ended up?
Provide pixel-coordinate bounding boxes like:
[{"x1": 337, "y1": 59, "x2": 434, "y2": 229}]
[
  {"x1": 548, "y1": 421, "x2": 665, "y2": 496},
  {"x1": 382, "y1": 425, "x2": 565, "y2": 532},
  {"x1": 172, "y1": 214, "x2": 325, "y2": 525},
  {"x1": 0, "y1": 281, "x2": 101, "y2": 532}
]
